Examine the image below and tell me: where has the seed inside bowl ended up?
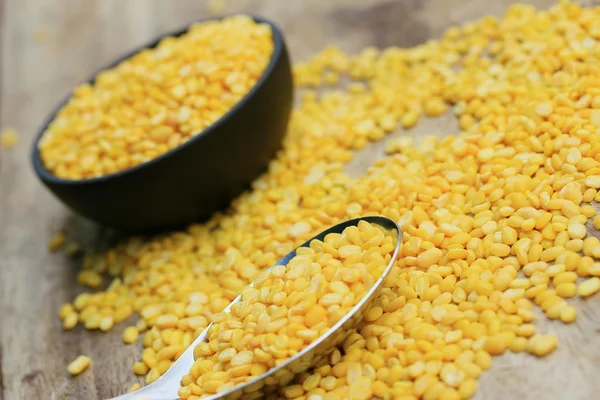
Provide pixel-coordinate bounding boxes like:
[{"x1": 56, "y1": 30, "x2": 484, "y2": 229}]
[
  {"x1": 38, "y1": 15, "x2": 274, "y2": 180},
  {"x1": 177, "y1": 221, "x2": 398, "y2": 399}
]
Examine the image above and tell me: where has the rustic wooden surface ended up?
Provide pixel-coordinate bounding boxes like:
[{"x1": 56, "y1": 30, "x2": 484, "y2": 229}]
[{"x1": 2, "y1": 0, "x2": 600, "y2": 399}]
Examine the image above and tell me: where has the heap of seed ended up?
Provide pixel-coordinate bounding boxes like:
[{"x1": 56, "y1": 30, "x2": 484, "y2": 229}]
[
  {"x1": 38, "y1": 15, "x2": 273, "y2": 180},
  {"x1": 58, "y1": 2, "x2": 600, "y2": 399},
  {"x1": 178, "y1": 221, "x2": 397, "y2": 398}
]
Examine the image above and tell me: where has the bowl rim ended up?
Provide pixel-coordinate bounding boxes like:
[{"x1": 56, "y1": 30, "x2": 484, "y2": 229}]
[{"x1": 31, "y1": 14, "x2": 286, "y2": 186}]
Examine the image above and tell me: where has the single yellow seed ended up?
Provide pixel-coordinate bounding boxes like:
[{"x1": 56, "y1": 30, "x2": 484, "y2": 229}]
[
  {"x1": 133, "y1": 362, "x2": 149, "y2": 376},
  {"x1": 127, "y1": 383, "x2": 141, "y2": 393},
  {"x1": 123, "y1": 326, "x2": 140, "y2": 344},
  {"x1": 63, "y1": 312, "x2": 79, "y2": 330},
  {"x1": 545, "y1": 264, "x2": 565, "y2": 277},
  {"x1": 349, "y1": 376, "x2": 374, "y2": 399},
  {"x1": 365, "y1": 306, "x2": 384, "y2": 323},
  {"x1": 372, "y1": 380, "x2": 389, "y2": 398},
  {"x1": 527, "y1": 334, "x2": 557, "y2": 357},
  {"x1": 48, "y1": 232, "x2": 66, "y2": 252},
  {"x1": 424, "y1": 97, "x2": 447, "y2": 117},
  {"x1": 582, "y1": 206, "x2": 596, "y2": 219},
  {"x1": 474, "y1": 351, "x2": 492, "y2": 370},
  {"x1": 302, "y1": 373, "x2": 322, "y2": 392},
  {"x1": 555, "y1": 283, "x2": 577, "y2": 298},
  {"x1": 99, "y1": 316, "x2": 115, "y2": 332},
  {"x1": 320, "y1": 376, "x2": 337, "y2": 391},
  {"x1": 417, "y1": 248, "x2": 443, "y2": 268},
  {"x1": 401, "y1": 110, "x2": 419, "y2": 129},
  {"x1": 489, "y1": 243, "x2": 510, "y2": 257},
  {"x1": 67, "y1": 355, "x2": 92, "y2": 376},
  {"x1": 594, "y1": 215, "x2": 600, "y2": 230},
  {"x1": 516, "y1": 324, "x2": 536, "y2": 338},
  {"x1": 567, "y1": 223, "x2": 586, "y2": 240},
  {"x1": 59, "y1": 303, "x2": 74, "y2": 320},
  {"x1": 483, "y1": 335, "x2": 509, "y2": 355},
  {"x1": 589, "y1": 263, "x2": 600, "y2": 277},
  {"x1": 578, "y1": 277, "x2": 600, "y2": 297},
  {"x1": 585, "y1": 176, "x2": 600, "y2": 189},
  {"x1": 458, "y1": 378, "x2": 478, "y2": 399},
  {"x1": 283, "y1": 385, "x2": 304, "y2": 399},
  {"x1": 521, "y1": 218, "x2": 536, "y2": 232},
  {"x1": 509, "y1": 337, "x2": 528, "y2": 353},
  {"x1": 0, "y1": 127, "x2": 18, "y2": 148},
  {"x1": 146, "y1": 368, "x2": 160, "y2": 384}
]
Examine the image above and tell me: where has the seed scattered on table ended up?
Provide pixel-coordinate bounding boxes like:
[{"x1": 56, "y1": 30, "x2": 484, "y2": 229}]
[
  {"x1": 59, "y1": 303, "x2": 74, "y2": 320},
  {"x1": 578, "y1": 277, "x2": 600, "y2": 298},
  {"x1": 0, "y1": 128, "x2": 18, "y2": 148},
  {"x1": 47, "y1": 231, "x2": 66, "y2": 252},
  {"x1": 127, "y1": 383, "x2": 141, "y2": 393},
  {"x1": 62, "y1": 312, "x2": 79, "y2": 330},
  {"x1": 123, "y1": 326, "x2": 140, "y2": 344},
  {"x1": 57, "y1": 2, "x2": 600, "y2": 399},
  {"x1": 527, "y1": 335, "x2": 558, "y2": 358},
  {"x1": 67, "y1": 355, "x2": 92, "y2": 376}
]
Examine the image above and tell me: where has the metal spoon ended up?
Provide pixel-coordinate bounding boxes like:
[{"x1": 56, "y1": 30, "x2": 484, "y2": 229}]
[{"x1": 110, "y1": 216, "x2": 401, "y2": 400}]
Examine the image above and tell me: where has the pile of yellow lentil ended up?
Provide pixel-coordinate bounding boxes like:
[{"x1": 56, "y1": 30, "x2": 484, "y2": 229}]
[
  {"x1": 38, "y1": 15, "x2": 273, "y2": 180},
  {"x1": 58, "y1": 1, "x2": 600, "y2": 399},
  {"x1": 179, "y1": 221, "x2": 397, "y2": 398}
]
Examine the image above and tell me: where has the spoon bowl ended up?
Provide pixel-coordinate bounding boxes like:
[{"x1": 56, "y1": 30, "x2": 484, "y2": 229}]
[
  {"x1": 110, "y1": 216, "x2": 401, "y2": 400},
  {"x1": 31, "y1": 15, "x2": 293, "y2": 233}
]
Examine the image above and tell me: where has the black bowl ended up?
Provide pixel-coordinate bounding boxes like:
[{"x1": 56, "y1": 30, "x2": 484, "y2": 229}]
[{"x1": 31, "y1": 15, "x2": 293, "y2": 233}]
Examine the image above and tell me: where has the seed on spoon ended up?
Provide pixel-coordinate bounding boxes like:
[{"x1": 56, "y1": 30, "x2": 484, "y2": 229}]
[{"x1": 178, "y1": 220, "x2": 398, "y2": 398}]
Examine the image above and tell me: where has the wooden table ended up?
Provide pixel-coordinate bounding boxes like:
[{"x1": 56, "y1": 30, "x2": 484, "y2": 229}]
[{"x1": 2, "y1": 0, "x2": 600, "y2": 399}]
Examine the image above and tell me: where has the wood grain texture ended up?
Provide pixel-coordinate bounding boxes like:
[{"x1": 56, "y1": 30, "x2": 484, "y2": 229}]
[{"x1": 1, "y1": 1, "x2": 600, "y2": 399}]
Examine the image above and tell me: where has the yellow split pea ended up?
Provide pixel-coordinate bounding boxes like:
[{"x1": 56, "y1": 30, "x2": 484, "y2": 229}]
[
  {"x1": 0, "y1": 128, "x2": 18, "y2": 148},
  {"x1": 38, "y1": 16, "x2": 273, "y2": 180},
  {"x1": 67, "y1": 355, "x2": 92, "y2": 376},
  {"x1": 178, "y1": 221, "x2": 397, "y2": 398},
  {"x1": 58, "y1": 2, "x2": 600, "y2": 400}
]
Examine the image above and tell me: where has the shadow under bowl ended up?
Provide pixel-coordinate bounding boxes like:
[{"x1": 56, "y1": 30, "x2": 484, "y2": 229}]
[{"x1": 31, "y1": 15, "x2": 293, "y2": 233}]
